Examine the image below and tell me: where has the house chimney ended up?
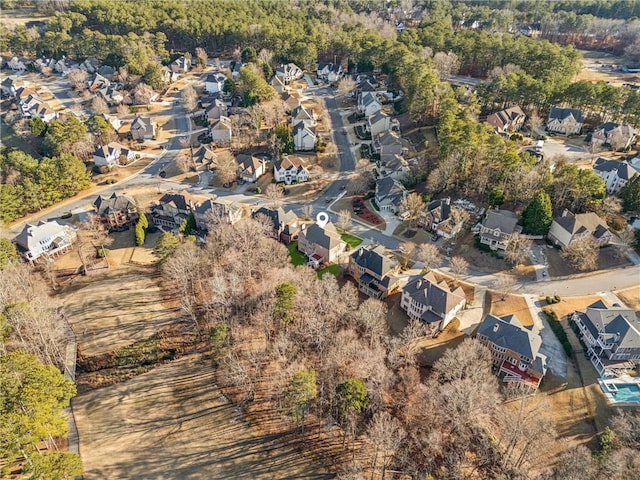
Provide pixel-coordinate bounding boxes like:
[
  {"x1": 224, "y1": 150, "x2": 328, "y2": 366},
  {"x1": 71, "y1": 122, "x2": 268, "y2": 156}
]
[{"x1": 493, "y1": 323, "x2": 500, "y2": 333}]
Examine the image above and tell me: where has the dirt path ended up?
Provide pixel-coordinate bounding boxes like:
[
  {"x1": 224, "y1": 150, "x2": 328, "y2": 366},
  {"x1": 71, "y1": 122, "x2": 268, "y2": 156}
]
[{"x1": 74, "y1": 355, "x2": 332, "y2": 480}]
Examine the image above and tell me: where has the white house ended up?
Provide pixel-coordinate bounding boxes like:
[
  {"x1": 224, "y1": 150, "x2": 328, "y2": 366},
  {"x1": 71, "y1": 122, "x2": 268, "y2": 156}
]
[
  {"x1": 93, "y1": 143, "x2": 134, "y2": 168},
  {"x1": 358, "y1": 91, "x2": 383, "y2": 117},
  {"x1": 205, "y1": 72, "x2": 228, "y2": 94},
  {"x1": 400, "y1": 272, "x2": 466, "y2": 331},
  {"x1": 377, "y1": 153, "x2": 410, "y2": 180},
  {"x1": 593, "y1": 157, "x2": 640, "y2": 194},
  {"x1": 1, "y1": 77, "x2": 19, "y2": 98},
  {"x1": 591, "y1": 122, "x2": 637, "y2": 151},
  {"x1": 375, "y1": 176, "x2": 407, "y2": 213},
  {"x1": 30, "y1": 102, "x2": 58, "y2": 123},
  {"x1": 209, "y1": 116, "x2": 232, "y2": 145},
  {"x1": 7, "y1": 56, "x2": 27, "y2": 72},
  {"x1": 317, "y1": 62, "x2": 342, "y2": 83},
  {"x1": 547, "y1": 210, "x2": 612, "y2": 249},
  {"x1": 237, "y1": 154, "x2": 266, "y2": 182},
  {"x1": 273, "y1": 155, "x2": 309, "y2": 184},
  {"x1": 293, "y1": 120, "x2": 316, "y2": 151},
  {"x1": 13, "y1": 220, "x2": 77, "y2": 263},
  {"x1": 546, "y1": 106, "x2": 584, "y2": 135},
  {"x1": 170, "y1": 56, "x2": 191, "y2": 74},
  {"x1": 291, "y1": 105, "x2": 316, "y2": 127},
  {"x1": 275, "y1": 63, "x2": 304, "y2": 84},
  {"x1": 269, "y1": 75, "x2": 286, "y2": 94},
  {"x1": 367, "y1": 111, "x2": 398, "y2": 137}
]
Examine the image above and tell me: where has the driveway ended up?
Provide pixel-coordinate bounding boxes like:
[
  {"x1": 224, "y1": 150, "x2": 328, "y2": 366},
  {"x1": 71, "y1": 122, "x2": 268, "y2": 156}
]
[{"x1": 524, "y1": 295, "x2": 568, "y2": 378}]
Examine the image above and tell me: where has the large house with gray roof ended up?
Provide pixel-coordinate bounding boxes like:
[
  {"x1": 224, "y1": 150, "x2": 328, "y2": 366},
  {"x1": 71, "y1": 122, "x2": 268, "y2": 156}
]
[
  {"x1": 546, "y1": 106, "x2": 584, "y2": 135},
  {"x1": 151, "y1": 191, "x2": 199, "y2": 230},
  {"x1": 547, "y1": 210, "x2": 611, "y2": 250},
  {"x1": 479, "y1": 209, "x2": 521, "y2": 251},
  {"x1": 194, "y1": 198, "x2": 242, "y2": 230},
  {"x1": 400, "y1": 272, "x2": 466, "y2": 331},
  {"x1": 375, "y1": 176, "x2": 407, "y2": 214},
  {"x1": 591, "y1": 122, "x2": 637, "y2": 151},
  {"x1": 592, "y1": 157, "x2": 640, "y2": 194},
  {"x1": 14, "y1": 220, "x2": 77, "y2": 263},
  {"x1": 477, "y1": 313, "x2": 548, "y2": 389},
  {"x1": 572, "y1": 301, "x2": 640, "y2": 377},
  {"x1": 252, "y1": 207, "x2": 300, "y2": 244},
  {"x1": 93, "y1": 192, "x2": 138, "y2": 229},
  {"x1": 297, "y1": 222, "x2": 346, "y2": 265},
  {"x1": 348, "y1": 245, "x2": 400, "y2": 298},
  {"x1": 486, "y1": 105, "x2": 526, "y2": 134}
]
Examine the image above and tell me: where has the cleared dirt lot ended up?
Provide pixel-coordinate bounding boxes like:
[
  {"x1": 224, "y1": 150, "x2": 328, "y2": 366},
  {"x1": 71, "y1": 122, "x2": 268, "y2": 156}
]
[
  {"x1": 60, "y1": 265, "x2": 180, "y2": 358},
  {"x1": 74, "y1": 355, "x2": 331, "y2": 480}
]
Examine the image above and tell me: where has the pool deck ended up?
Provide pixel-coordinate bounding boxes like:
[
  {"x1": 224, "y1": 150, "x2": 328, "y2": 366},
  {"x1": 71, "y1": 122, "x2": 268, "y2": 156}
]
[{"x1": 598, "y1": 375, "x2": 640, "y2": 406}]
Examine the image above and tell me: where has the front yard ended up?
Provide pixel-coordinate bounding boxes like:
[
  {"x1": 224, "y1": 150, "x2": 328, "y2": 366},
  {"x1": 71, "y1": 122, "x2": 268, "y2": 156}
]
[
  {"x1": 545, "y1": 245, "x2": 628, "y2": 277},
  {"x1": 339, "y1": 230, "x2": 363, "y2": 249}
]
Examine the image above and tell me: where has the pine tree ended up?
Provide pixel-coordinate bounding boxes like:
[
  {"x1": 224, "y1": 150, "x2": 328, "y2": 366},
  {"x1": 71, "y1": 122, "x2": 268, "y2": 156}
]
[{"x1": 522, "y1": 190, "x2": 553, "y2": 235}]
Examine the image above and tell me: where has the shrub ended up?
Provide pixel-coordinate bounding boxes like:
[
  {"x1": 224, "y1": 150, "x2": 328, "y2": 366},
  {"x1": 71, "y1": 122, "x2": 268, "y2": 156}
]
[
  {"x1": 255, "y1": 186, "x2": 262, "y2": 194},
  {"x1": 554, "y1": 294, "x2": 561, "y2": 303},
  {"x1": 546, "y1": 296, "x2": 553, "y2": 304},
  {"x1": 543, "y1": 309, "x2": 572, "y2": 356},
  {"x1": 105, "y1": 178, "x2": 117, "y2": 184}
]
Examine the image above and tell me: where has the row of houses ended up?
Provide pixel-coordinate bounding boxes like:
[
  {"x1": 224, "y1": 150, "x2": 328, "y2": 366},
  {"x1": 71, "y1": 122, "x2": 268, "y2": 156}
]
[{"x1": 2, "y1": 79, "x2": 59, "y2": 122}]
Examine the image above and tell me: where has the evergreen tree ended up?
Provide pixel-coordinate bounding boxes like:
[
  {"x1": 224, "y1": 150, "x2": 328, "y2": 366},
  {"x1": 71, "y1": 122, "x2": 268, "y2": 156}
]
[
  {"x1": 0, "y1": 238, "x2": 19, "y2": 268},
  {"x1": 621, "y1": 175, "x2": 640, "y2": 212},
  {"x1": 135, "y1": 220, "x2": 145, "y2": 246},
  {"x1": 154, "y1": 232, "x2": 180, "y2": 261},
  {"x1": 522, "y1": 190, "x2": 553, "y2": 235}
]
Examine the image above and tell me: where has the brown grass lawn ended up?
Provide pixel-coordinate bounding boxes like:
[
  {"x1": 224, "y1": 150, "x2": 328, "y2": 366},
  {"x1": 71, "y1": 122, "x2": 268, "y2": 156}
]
[
  {"x1": 488, "y1": 291, "x2": 534, "y2": 327},
  {"x1": 416, "y1": 324, "x2": 467, "y2": 367},
  {"x1": 546, "y1": 245, "x2": 628, "y2": 277},
  {"x1": 449, "y1": 231, "x2": 512, "y2": 274},
  {"x1": 541, "y1": 295, "x2": 605, "y2": 320},
  {"x1": 393, "y1": 222, "x2": 434, "y2": 245},
  {"x1": 74, "y1": 355, "x2": 331, "y2": 480},
  {"x1": 616, "y1": 286, "x2": 640, "y2": 311}
]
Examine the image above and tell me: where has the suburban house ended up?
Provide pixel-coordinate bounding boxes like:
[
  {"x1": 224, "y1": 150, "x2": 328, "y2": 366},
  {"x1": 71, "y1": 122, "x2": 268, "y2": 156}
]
[
  {"x1": 7, "y1": 56, "x2": 28, "y2": 72},
  {"x1": 101, "y1": 113, "x2": 122, "y2": 131},
  {"x1": 476, "y1": 313, "x2": 548, "y2": 389},
  {"x1": 377, "y1": 153, "x2": 410, "y2": 180},
  {"x1": 130, "y1": 116, "x2": 156, "y2": 140},
  {"x1": 13, "y1": 220, "x2": 77, "y2": 263},
  {"x1": 374, "y1": 130, "x2": 406, "y2": 156},
  {"x1": 591, "y1": 122, "x2": 637, "y2": 151},
  {"x1": 479, "y1": 209, "x2": 521, "y2": 251},
  {"x1": 193, "y1": 198, "x2": 242, "y2": 230},
  {"x1": 237, "y1": 154, "x2": 267, "y2": 182},
  {"x1": 231, "y1": 61, "x2": 243, "y2": 80},
  {"x1": 87, "y1": 73, "x2": 111, "y2": 92},
  {"x1": 419, "y1": 198, "x2": 466, "y2": 239},
  {"x1": 275, "y1": 63, "x2": 304, "y2": 84},
  {"x1": 29, "y1": 102, "x2": 58, "y2": 123},
  {"x1": 151, "y1": 191, "x2": 199, "y2": 230},
  {"x1": 209, "y1": 116, "x2": 232, "y2": 144},
  {"x1": 348, "y1": 245, "x2": 400, "y2": 299},
  {"x1": 273, "y1": 155, "x2": 309, "y2": 184},
  {"x1": 252, "y1": 206, "x2": 300, "y2": 244},
  {"x1": 486, "y1": 105, "x2": 526, "y2": 134},
  {"x1": 572, "y1": 301, "x2": 640, "y2": 377},
  {"x1": 293, "y1": 120, "x2": 317, "y2": 151},
  {"x1": 192, "y1": 145, "x2": 216, "y2": 169},
  {"x1": 367, "y1": 111, "x2": 395, "y2": 137},
  {"x1": 546, "y1": 106, "x2": 584, "y2": 135},
  {"x1": 547, "y1": 210, "x2": 612, "y2": 249},
  {"x1": 400, "y1": 272, "x2": 466, "y2": 331},
  {"x1": 282, "y1": 92, "x2": 301, "y2": 111},
  {"x1": 269, "y1": 75, "x2": 286, "y2": 94},
  {"x1": 93, "y1": 143, "x2": 134, "y2": 168},
  {"x1": 291, "y1": 105, "x2": 316, "y2": 127},
  {"x1": 358, "y1": 91, "x2": 383, "y2": 117},
  {"x1": 593, "y1": 157, "x2": 640, "y2": 194},
  {"x1": 317, "y1": 62, "x2": 342, "y2": 83},
  {"x1": 375, "y1": 176, "x2": 407, "y2": 214},
  {"x1": 205, "y1": 72, "x2": 228, "y2": 94},
  {"x1": 79, "y1": 57, "x2": 100, "y2": 73},
  {"x1": 170, "y1": 56, "x2": 191, "y2": 74},
  {"x1": 204, "y1": 99, "x2": 228, "y2": 124},
  {"x1": 96, "y1": 85, "x2": 124, "y2": 105},
  {"x1": 18, "y1": 92, "x2": 43, "y2": 116},
  {"x1": 93, "y1": 192, "x2": 138, "y2": 229},
  {"x1": 1, "y1": 77, "x2": 19, "y2": 98},
  {"x1": 297, "y1": 221, "x2": 346, "y2": 265}
]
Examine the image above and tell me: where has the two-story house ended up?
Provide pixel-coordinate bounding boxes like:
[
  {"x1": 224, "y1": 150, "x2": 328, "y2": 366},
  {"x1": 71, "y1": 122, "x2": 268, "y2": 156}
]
[
  {"x1": 347, "y1": 245, "x2": 400, "y2": 299},
  {"x1": 93, "y1": 192, "x2": 138, "y2": 229},
  {"x1": 357, "y1": 91, "x2": 382, "y2": 117},
  {"x1": 419, "y1": 198, "x2": 465, "y2": 239},
  {"x1": 400, "y1": 272, "x2": 466, "y2": 331},
  {"x1": 293, "y1": 120, "x2": 317, "y2": 151},
  {"x1": 375, "y1": 176, "x2": 407, "y2": 214},
  {"x1": 151, "y1": 191, "x2": 199, "y2": 230},
  {"x1": 252, "y1": 206, "x2": 300, "y2": 244},
  {"x1": 291, "y1": 105, "x2": 316, "y2": 128},
  {"x1": 273, "y1": 156, "x2": 309, "y2": 184},
  {"x1": 237, "y1": 154, "x2": 267, "y2": 182},
  {"x1": 479, "y1": 210, "x2": 521, "y2": 251},
  {"x1": 205, "y1": 72, "x2": 228, "y2": 94},
  {"x1": 130, "y1": 116, "x2": 156, "y2": 141},
  {"x1": 376, "y1": 153, "x2": 410, "y2": 180},
  {"x1": 317, "y1": 62, "x2": 342, "y2": 83},
  {"x1": 275, "y1": 63, "x2": 304, "y2": 84},
  {"x1": 591, "y1": 122, "x2": 637, "y2": 151},
  {"x1": 593, "y1": 157, "x2": 640, "y2": 194},
  {"x1": 486, "y1": 105, "x2": 526, "y2": 134},
  {"x1": 476, "y1": 313, "x2": 548, "y2": 389},
  {"x1": 547, "y1": 210, "x2": 612, "y2": 249},
  {"x1": 546, "y1": 106, "x2": 584, "y2": 135},
  {"x1": 209, "y1": 116, "x2": 232, "y2": 145},
  {"x1": 297, "y1": 222, "x2": 346, "y2": 265},
  {"x1": 572, "y1": 301, "x2": 640, "y2": 377},
  {"x1": 194, "y1": 198, "x2": 242, "y2": 230},
  {"x1": 367, "y1": 111, "x2": 392, "y2": 137},
  {"x1": 13, "y1": 220, "x2": 77, "y2": 263}
]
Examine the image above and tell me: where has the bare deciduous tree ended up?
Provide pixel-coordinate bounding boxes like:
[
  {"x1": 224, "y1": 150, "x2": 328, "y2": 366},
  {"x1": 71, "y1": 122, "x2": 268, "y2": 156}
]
[
  {"x1": 504, "y1": 232, "x2": 532, "y2": 265},
  {"x1": 416, "y1": 243, "x2": 441, "y2": 271},
  {"x1": 337, "y1": 209, "x2": 352, "y2": 232},
  {"x1": 494, "y1": 274, "x2": 518, "y2": 300},
  {"x1": 133, "y1": 82, "x2": 155, "y2": 105},
  {"x1": 366, "y1": 411, "x2": 406, "y2": 479},
  {"x1": 91, "y1": 95, "x2": 109, "y2": 115},
  {"x1": 116, "y1": 103, "x2": 130, "y2": 115},
  {"x1": 265, "y1": 183, "x2": 284, "y2": 209},
  {"x1": 67, "y1": 68, "x2": 88, "y2": 91},
  {"x1": 347, "y1": 171, "x2": 373, "y2": 195},
  {"x1": 399, "y1": 192, "x2": 424, "y2": 228},
  {"x1": 215, "y1": 151, "x2": 239, "y2": 185},
  {"x1": 176, "y1": 149, "x2": 193, "y2": 173},
  {"x1": 301, "y1": 203, "x2": 314, "y2": 221},
  {"x1": 336, "y1": 77, "x2": 355, "y2": 96},
  {"x1": 433, "y1": 51, "x2": 460, "y2": 79},
  {"x1": 449, "y1": 256, "x2": 469, "y2": 281},
  {"x1": 561, "y1": 235, "x2": 599, "y2": 271},
  {"x1": 258, "y1": 48, "x2": 273, "y2": 66},
  {"x1": 399, "y1": 241, "x2": 416, "y2": 269},
  {"x1": 182, "y1": 84, "x2": 198, "y2": 112}
]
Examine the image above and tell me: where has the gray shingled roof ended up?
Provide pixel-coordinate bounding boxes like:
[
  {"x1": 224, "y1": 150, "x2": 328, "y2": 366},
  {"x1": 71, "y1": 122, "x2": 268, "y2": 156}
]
[
  {"x1": 14, "y1": 220, "x2": 69, "y2": 253},
  {"x1": 549, "y1": 106, "x2": 584, "y2": 123},
  {"x1": 376, "y1": 176, "x2": 406, "y2": 206},
  {"x1": 252, "y1": 207, "x2": 298, "y2": 234},
  {"x1": 93, "y1": 192, "x2": 136, "y2": 215},
  {"x1": 477, "y1": 313, "x2": 544, "y2": 361},
  {"x1": 594, "y1": 157, "x2": 640, "y2": 181},
  {"x1": 300, "y1": 222, "x2": 342, "y2": 250},
  {"x1": 350, "y1": 245, "x2": 397, "y2": 277},
  {"x1": 482, "y1": 210, "x2": 519, "y2": 234},
  {"x1": 553, "y1": 211, "x2": 610, "y2": 238},
  {"x1": 578, "y1": 301, "x2": 640, "y2": 349},
  {"x1": 403, "y1": 272, "x2": 465, "y2": 323}
]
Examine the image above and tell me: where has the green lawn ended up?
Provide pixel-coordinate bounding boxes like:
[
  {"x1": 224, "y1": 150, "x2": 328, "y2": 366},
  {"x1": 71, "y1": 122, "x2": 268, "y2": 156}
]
[
  {"x1": 287, "y1": 241, "x2": 307, "y2": 266},
  {"x1": 318, "y1": 264, "x2": 341, "y2": 278},
  {"x1": 339, "y1": 231, "x2": 363, "y2": 248}
]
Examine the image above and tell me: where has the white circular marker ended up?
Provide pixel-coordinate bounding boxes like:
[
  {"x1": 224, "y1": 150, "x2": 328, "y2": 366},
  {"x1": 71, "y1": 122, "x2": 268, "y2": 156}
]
[{"x1": 316, "y1": 212, "x2": 329, "y2": 228}]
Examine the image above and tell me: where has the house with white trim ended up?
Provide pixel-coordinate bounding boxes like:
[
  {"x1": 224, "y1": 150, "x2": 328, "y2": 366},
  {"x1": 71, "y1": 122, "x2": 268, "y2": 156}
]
[
  {"x1": 13, "y1": 221, "x2": 77, "y2": 263},
  {"x1": 275, "y1": 63, "x2": 303, "y2": 84},
  {"x1": 546, "y1": 106, "x2": 584, "y2": 135},
  {"x1": 593, "y1": 157, "x2": 640, "y2": 194},
  {"x1": 479, "y1": 209, "x2": 521, "y2": 251},
  {"x1": 547, "y1": 210, "x2": 612, "y2": 249},
  {"x1": 273, "y1": 155, "x2": 309, "y2": 184},
  {"x1": 205, "y1": 72, "x2": 228, "y2": 94},
  {"x1": 358, "y1": 91, "x2": 382, "y2": 117},
  {"x1": 348, "y1": 245, "x2": 400, "y2": 299},
  {"x1": 209, "y1": 116, "x2": 232, "y2": 145},
  {"x1": 375, "y1": 176, "x2": 407, "y2": 214},
  {"x1": 293, "y1": 120, "x2": 316, "y2": 151},
  {"x1": 237, "y1": 154, "x2": 266, "y2": 182},
  {"x1": 591, "y1": 122, "x2": 637, "y2": 151}
]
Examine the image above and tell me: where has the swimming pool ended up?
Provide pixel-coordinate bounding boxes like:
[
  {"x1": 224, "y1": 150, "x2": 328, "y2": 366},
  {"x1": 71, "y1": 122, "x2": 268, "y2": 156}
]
[{"x1": 604, "y1": 382, "x2": 640, "y2": 404}]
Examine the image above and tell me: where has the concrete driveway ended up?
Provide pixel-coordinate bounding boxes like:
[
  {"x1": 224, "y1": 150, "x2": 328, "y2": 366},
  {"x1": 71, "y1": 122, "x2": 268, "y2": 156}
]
[{"x1": 524, "y1": 295, "x2": 568, "y2": 378}]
